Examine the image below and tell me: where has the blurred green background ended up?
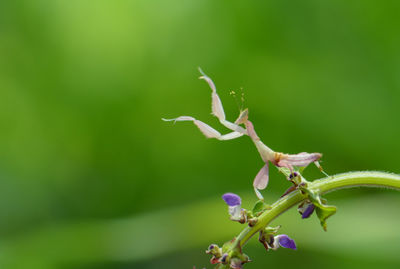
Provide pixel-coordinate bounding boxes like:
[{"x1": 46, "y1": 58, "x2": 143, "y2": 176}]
[{"x1": 1, "y1": 0, "x2": 400, "y2": 268}]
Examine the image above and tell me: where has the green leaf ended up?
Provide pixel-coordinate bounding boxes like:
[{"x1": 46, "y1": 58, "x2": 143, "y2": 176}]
[
  {"x1": 315, "y1": 203, "x2": 337, "y2": 231},
  {"x1": 252, "y1": 200, "x2": 265, "y2": 215},
  {"x1": 252, "y1": 200, "x2": 271, "y2": 216}
]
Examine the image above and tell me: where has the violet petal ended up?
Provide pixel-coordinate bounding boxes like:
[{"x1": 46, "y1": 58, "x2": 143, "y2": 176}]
[
  {"x1": 222, "y1": 193, "x2": 241, "y2": 206},
  {"x1": 302, "y1": 204, "x2": 315, "y2": 219},
  {"x1": 277, "y1": 234, "x2": 297, "y2": 250}
]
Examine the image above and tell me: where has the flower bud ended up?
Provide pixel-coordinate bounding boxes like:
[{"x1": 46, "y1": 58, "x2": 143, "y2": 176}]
[
  {"x1": 274, "y1": 234, "x2": 297, "y2": 250},
  {"x1": 206, "y1": 244, "x2": 222, "y2": 257},
  {"x1": 298, "y1": 201, "x2": 315, "y2": 219},
  {"x1": 302, "y1": 204, "x2": 315, "y2": 219}
]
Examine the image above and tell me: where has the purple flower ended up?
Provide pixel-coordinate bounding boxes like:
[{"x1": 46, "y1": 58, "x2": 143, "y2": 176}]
[
  {"x1": 275, "y1": 234, "x2": 297, "y2": 250},
  {"x1": 222, "y1": 193, "x2": 241, "y2": 206},
  {"x1": 222, "y1": 193, "x2": 242, "y2": 220},
  {"x1": 301, "y1": 204, "x2": 315, "y2": 219}
]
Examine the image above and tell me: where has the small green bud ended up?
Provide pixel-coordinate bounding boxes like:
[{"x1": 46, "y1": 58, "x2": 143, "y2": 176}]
[
  {"x1": 248, "y1": 218, "x2": 258, "y2": 227},
  {"x1": 206, "y1": 244, "x2": 222, "y2": 259},
  {"x1": 264, "y1": 225, "x2": 281, "y2": 234}
]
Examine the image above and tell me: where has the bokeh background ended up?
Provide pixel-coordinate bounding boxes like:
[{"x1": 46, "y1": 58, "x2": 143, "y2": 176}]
[{"x1": 1, "y1": 0, "x2": 400, "y2": 268}]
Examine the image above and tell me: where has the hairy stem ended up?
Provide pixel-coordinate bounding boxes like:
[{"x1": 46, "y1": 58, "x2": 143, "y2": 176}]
[{"x1": 236, "y1": 171, "x2": 400, "y2": 248}]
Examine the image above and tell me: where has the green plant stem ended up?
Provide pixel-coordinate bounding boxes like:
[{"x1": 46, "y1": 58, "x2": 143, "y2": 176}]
[{"x1": 236, "y1": 171, "x2": 400, "y2": 248}]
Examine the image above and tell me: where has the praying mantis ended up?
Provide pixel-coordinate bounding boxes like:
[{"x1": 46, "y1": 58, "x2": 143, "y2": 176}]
[{"x1": 163, "y1": 69, "x2": 325, "y2": 199}]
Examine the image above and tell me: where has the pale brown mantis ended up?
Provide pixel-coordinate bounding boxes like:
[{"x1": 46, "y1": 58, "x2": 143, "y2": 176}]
[{"x1": 163, "y1": 69, "x2": 325, "y2": 199}]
